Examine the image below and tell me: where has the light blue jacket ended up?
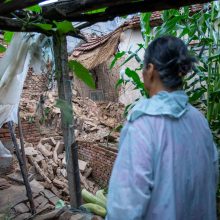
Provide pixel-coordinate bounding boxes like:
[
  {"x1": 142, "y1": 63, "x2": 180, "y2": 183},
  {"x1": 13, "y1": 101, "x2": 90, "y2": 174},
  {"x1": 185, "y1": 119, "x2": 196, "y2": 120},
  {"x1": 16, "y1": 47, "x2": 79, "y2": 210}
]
[{"x1": 106, "y1": 91, "x2": 218, "y2": 220}]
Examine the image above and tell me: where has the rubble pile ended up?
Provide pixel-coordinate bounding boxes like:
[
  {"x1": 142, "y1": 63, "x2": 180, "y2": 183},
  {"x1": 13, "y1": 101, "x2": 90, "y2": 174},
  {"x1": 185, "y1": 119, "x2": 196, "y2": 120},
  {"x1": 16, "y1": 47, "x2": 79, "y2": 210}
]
[
  {"x1": 0, "y1": 137, "x2": 101, "y2": 219},
  {"x1": 40, "y1": 91, "x2": 124, "y2": 148},
  {"x1": 23, "y1": 137, "x2": 100, "y2": 198},
  {"x1": 19, "y1": 90, "x2": 124, "y2": 148}
]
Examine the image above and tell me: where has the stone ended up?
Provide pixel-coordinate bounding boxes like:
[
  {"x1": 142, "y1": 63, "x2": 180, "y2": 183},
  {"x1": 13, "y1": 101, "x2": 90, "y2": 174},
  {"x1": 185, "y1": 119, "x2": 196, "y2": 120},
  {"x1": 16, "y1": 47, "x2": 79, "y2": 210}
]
[
  {"x1": 35, "y1": 154, "x2": 44, "y2": 163},
  {"x1": 30, "y1": 179, "x2": 44, "y2": 194},
  {"x1": 0, "y1": 177, "x2": 11, "y2": 190},
  {"x1": 42, "y1": 189, "x2": 56, "y2": 199},
  {"x1": 92, "y1": 216, "x2": 104, "y2": 220},
  {"x1": 36, "y1": 204, "x2": 54, "y2": 215},
  {"x1": 14, "y1": 203, "x2": 29, "y2": 213},
  {"x1": 34, "y1": 195, "x2": 48, "y2": 208},
  {"x1": 70, "y1": 213, "x2": 87, "y2": 220},
  {"x1": 48, "y1": 195, "x2": 60, "y2": 206},
  {"x1": 24, "y1": 142, "x2": 34, "y2": 148},
  {"x1": 44, "y1": 143, "x2": 53, "y2": 152},
  {"x1": 58, "y1": 153, "x2": 64, "y2": 159},
  {"x1": 37, "y1": 143, "x2": 52, "y2": 157},
  {"x1": 15, "y1": 213, "x2": 31, "y2": 220},
  {"x1": 0, "y1": 185, "x2": 27, "y2": 213},
  {"x1": 24, "y1": 147, "x2": 38, "y2": 156},
  {"x1": 60, "y1": 169, "x2": 67, "y2": 178},
  {"x1": 7, "y1": 171, "x2": 23, "y2": 183},
  {"x1": 55, "y1": 141, "x2": 64, "y2": 155},
  {"x1": 40, "y1": 137, "x2": 56, "y2": 147},
  {"x1": 62, "y1": 155, "x2": 66, "y2": 167},
  {"x1": 78, "y1": 160, "x2": 88, "y2": 173}
]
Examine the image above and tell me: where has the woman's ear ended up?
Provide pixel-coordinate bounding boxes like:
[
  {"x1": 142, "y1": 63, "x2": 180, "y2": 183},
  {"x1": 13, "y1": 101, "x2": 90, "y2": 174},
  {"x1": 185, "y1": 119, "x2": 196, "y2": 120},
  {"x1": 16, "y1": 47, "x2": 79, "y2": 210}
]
[
  {"x1": 147, "y1": 63, "x2": 154, "y2": 81},
  {"x1": 143, "y1": 63, "x2": 155, "y2": 91}
]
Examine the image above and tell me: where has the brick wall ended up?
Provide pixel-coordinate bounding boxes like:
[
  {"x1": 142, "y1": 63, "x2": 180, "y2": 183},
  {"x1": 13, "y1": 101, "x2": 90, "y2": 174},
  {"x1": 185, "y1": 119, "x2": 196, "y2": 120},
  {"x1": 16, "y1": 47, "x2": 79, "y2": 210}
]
[
  {"x1": 78, "y1": 141, "x2": 118, "y2": 187},
  {"x1": 0, "y1": 69, "x2": 52, "y2": 145}
]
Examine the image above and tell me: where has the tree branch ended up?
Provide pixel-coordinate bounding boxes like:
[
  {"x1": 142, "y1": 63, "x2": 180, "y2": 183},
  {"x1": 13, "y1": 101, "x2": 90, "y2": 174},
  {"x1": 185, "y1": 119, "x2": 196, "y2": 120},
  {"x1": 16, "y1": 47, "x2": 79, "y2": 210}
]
[
  {"x1": 0, "y1": 0, "x2": 46, "y2": 15},
  {"x1": 0, "y1": 16, "x2": 86, "y2": 40}
]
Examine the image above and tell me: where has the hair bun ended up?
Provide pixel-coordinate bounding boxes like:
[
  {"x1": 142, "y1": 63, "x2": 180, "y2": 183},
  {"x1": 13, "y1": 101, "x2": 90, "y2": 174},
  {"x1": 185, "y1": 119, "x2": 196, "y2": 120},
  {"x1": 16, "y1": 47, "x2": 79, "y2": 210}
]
[{"x1": 177, "y1": 55, "x2": 195, "y2": 76}]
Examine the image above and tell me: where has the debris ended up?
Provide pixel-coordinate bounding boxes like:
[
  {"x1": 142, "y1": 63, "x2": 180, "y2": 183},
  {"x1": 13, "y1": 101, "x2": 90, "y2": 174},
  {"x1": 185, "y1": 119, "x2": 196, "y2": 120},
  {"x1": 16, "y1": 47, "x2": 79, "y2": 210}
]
[
  {"x1": 84, "y1": 167, "x2": 92, "y2": 179},
  {"x1": 78, "y1": 159, "x2": 88, "y2": 173},
  {"x1": 53, "y1": 141, "x2": 64, "y2": 163},
  {"x1": 0, "y1": 177, "x2": 11, "y2": 190},
  {"x1": 28, "y1": 155, "x2": 52, "y2": 184},
  {"x1": 30, "y1": 179, "x2": 44, "y2": 194},
  {"x1": 33, "y1": 207, "x2": 66, "y2": 220},
  {"x1": 34, "y1": 195, "x2": 48, "y2": 208},
  {"x1": 7, "y1": 170, "x2": 25, "y2": 184},
  {"x1": 24, "y1": 146, "x2": 38, "y2": 156},
  {"x1": 38, "y1": 143, "x2": 52, "y2": 157},
  {"x1": 16, "y1": 213, "x2": 32, "y2": 220},
  {"x1": 40, "y1": 137, "x2": 56, "y2": 147},
  {"x1": 14, "y1": 202, "x2": 29, "y2": 213},
  {"x1": 53, "y1": 178, "x2": 68, "y2": 189},
  {"x1": 0, "y1": 185, "x2": 27, "y2": 213}
]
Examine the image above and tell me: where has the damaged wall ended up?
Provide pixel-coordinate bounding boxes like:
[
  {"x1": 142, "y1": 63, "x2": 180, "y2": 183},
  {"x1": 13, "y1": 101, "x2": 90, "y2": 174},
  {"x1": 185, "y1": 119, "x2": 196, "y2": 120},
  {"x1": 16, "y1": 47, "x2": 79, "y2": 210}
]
[
  {"x1": 75, "y1": 61, "x2": 119, "y2": 102},
  {"x1": 0, "y1": 69, "x2": 122, "y2": 188},
  {"x1": 0, "y1": 69, "x2": 59, "y2": 144},
  {"x1": 78, "y1": 142, "x2": 117, "y2": 187}
]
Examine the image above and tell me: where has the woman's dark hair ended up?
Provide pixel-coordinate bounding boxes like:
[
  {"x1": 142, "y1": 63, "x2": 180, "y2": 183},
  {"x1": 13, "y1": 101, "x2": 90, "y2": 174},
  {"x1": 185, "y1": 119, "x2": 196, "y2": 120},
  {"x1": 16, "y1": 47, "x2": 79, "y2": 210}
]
[{"x1": 144, "y1": 36, "x2": 196, "y2": 89}]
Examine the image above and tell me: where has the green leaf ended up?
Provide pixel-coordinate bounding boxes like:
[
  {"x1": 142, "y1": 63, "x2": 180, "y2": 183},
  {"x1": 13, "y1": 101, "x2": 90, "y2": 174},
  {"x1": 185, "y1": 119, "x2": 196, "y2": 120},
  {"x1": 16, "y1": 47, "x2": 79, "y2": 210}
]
[
  {"x1": 85, "y1": 7, "x2": 106, "y2": 14},
  {"x1": 4, "y1": 31, "x2": 14, "y2": 43},
  {"x1": 34, "y1": 23, "x2": 53, "y2": 31},
  {"x1": 110, "y1": 51, "x2": 125, "y2": 69},
  {"x1": 55, "y1": 199, "x2": 65, "y2": 209},
  {"x1": 69, "y1": 60, "x2": 95, "y2": 89},
  {"x1": 54, "y1": 21, "x2": 75, "y2": 34},
  {"x1": 0, "y1": 44, "x2": 6, "y2": 53},
  {"x1": 140, "y1": 12, "x2": 152, "y2": 46},
  {"x1": 55, "y1": 99, "x2": 72, "y2": 124},
  {"x1": 27, "y1": 5, "x2": 42, "y2": 13},
  {"x1": 115, "y1": 78, "x2": 124, "y2": 89},
  {"x1": 125, "y1": 68, "x2": 141, "y2": 84},
  {"x1": 189, "y1": 89, "x2": 206, "y2": 103}
]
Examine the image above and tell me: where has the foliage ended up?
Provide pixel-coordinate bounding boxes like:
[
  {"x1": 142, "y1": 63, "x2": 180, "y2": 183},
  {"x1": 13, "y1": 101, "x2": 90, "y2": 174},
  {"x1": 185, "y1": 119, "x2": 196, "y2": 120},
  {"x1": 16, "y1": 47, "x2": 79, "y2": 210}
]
[
  {"x1": 112, "y1": 2, "x2": 220, "y2": 145},
  {"x1": 4, "y1": 31, "x2": 14, "y2": 43},
  {"x1": 69, "y1": 60, "x2": 95, "y2": 89},
  {"x1": 0, "y1": 44, "x2": 6, "y2": 53},
  {"x1": 53, "y1": 20, "x2": 75, "y2": 34}
]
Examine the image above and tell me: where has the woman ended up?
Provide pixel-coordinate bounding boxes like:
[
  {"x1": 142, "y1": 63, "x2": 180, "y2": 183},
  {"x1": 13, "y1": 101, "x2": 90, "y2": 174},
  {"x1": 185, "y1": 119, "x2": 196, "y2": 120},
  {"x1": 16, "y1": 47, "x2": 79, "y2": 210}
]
[{"x1": 106, "y1": 36, "x2": 218, "y2": 220}]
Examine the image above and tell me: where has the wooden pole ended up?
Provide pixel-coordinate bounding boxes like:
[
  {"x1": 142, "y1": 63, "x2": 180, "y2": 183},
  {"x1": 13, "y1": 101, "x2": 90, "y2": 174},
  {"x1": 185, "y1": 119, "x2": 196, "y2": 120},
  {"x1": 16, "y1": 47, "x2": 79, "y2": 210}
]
[
  {"x1": 7, "y1": 121, "x2": 36, "y2": 214},
  {"x1": 17, "y1": 109, "x2": 27, "y2": 172},
  {"x1": 52, "y1": 33, "x2": 81, "y2": 208}
]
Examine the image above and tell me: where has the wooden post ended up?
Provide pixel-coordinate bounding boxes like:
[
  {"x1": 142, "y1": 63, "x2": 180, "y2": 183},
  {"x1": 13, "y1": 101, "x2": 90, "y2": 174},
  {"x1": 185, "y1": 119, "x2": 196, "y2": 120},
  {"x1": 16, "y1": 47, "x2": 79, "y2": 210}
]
[
  {"x1": 52, "y1": 33, "x2": 81, "y2": 208},
  {"x1": 7, "y1": 121, "x2": 36, "y2": 214}
]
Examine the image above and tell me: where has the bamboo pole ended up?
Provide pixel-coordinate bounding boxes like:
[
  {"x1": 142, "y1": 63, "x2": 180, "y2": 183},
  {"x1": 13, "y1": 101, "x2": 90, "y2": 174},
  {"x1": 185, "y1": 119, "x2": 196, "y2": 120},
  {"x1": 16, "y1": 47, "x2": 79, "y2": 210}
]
[
  {"x1": 52, "y1": 33, "x2": 81, "y2": 208},
  {"x1": 7, "y1": 121, "x2": 36, "y2": 214}
]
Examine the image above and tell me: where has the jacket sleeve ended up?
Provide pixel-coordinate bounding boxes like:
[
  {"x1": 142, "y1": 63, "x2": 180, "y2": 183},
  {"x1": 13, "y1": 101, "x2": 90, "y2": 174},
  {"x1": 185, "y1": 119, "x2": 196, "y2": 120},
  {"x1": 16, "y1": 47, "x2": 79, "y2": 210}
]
[
  {"x1": 106, "y1": 120, "x2": 154, "y2": 220},
  {"x1": 213, "y1": 143, "x2": 219, "y2": 191}
]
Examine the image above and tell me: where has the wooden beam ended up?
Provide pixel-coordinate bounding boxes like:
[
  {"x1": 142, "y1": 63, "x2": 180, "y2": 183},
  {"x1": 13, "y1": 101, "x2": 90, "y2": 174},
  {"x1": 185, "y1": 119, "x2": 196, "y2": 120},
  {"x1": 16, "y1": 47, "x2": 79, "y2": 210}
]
[
  {"x1": 52, "y1": 33, "x2": 82, "y2": 208},
  {"x1": 43, "y1": 0, "x2": 132, "y2": 16},
  {"x1": 0, "y1": 0, "x2": 46, "y2": 15},
  {"x1": 43, "y1": 0, "x2": 213, "y2": 22}
]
